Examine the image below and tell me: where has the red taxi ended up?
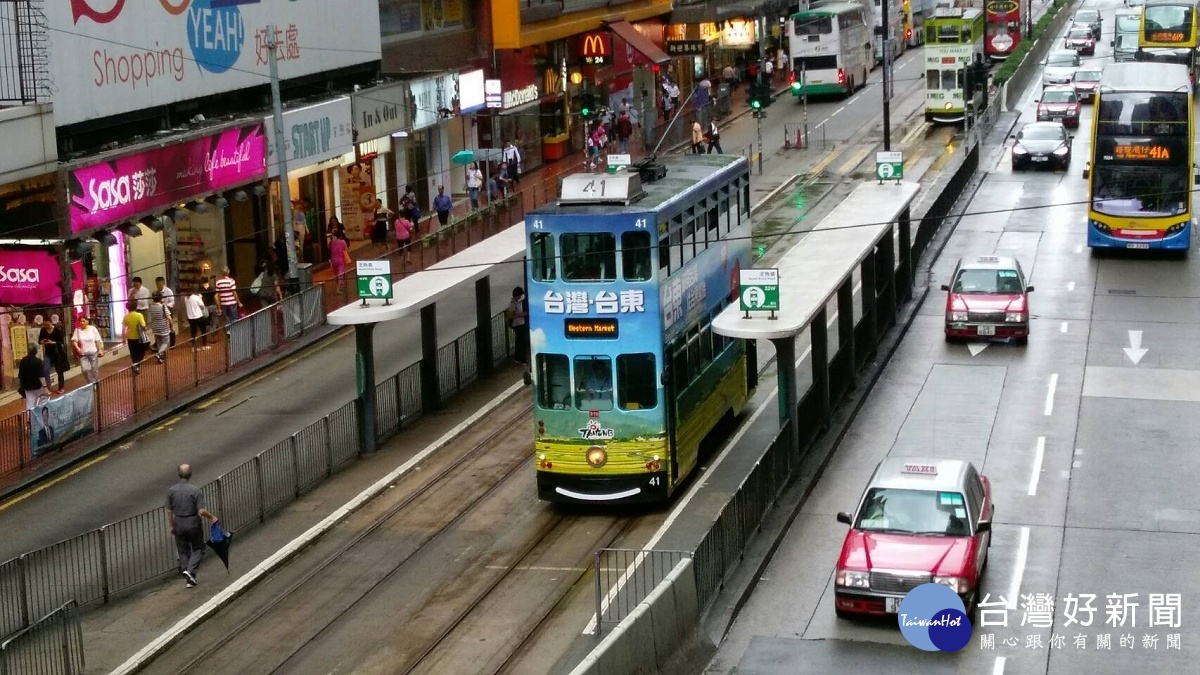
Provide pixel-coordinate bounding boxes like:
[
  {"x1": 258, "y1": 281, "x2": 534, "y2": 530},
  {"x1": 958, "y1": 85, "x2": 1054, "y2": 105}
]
[
  {"x1": 942, "y1": 255, "x2": 1034, "y2": 345},
  {"x1": 1036, "y1": 86, "x2": 1081, "y2": 128},
  {"x1": 834, "y1": 458, "x2": 993, "y2": 619},
  {"x1": 1064, "y1": 25, "x2": 1096, "y2": 55},
  {"x1": 1072, "y1": 68, "x2": 1103, "y2": 101}
]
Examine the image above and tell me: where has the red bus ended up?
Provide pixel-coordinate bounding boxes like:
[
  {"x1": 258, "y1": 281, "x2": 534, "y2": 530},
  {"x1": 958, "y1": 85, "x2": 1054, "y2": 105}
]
[{"x1": 985, "y1": 0, "x2": 1021, "y2": 60}]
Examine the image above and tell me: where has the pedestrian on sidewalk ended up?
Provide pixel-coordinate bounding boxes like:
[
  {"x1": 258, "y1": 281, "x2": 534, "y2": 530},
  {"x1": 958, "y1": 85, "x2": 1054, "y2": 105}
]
[
  {"x1": 723, "y1": 63, "x2": 738, "y2": 91},
  {"x1": 508, "y1": 287, "x2": 532, "y2": 385},
  {"x1": 166, "y1": 463, "x2": 219, "y2": 589},
  {"x1": 128, "y1": 276, "x2": 151, "y2": 321},
  {"x1": 498, "y1": 162, "x2": 513, "y2": 197},
  {"x1": 432, "y1": 185, "x2": 453, "y2": 229},
  {"x1": 763, "y1": 56, "x2": 774, "y2": 83},
  {"x1": 330, "y1": 228, "x2": 351, "y2": 293},
  {"x1": 215, "y1": 268, "x2": 242, "y2": 327},
  {"x1": 71, "y1": 316, "x2": 104, "y2": 384},
  {"x1": 466, "y1": 163, "x2": 483, "y2": 210},
  {"x1": 371, "y1": 198, "x2": 392, "y2": 254},
  {"x1": 707, "y1": 119, "x2": 724, "y2": 154},
  {"x1": 18, "y1": 344, "x2": 48, "y2": 410},
  {"x1": 155, "y1": 277, "x2": 176, "y2": 348},
  {"x1": 615, "y1": 112, "x2": 634, "y2": 154},
  {"x1": 149, "y1": 293, "x2": 172, "y2": 364},
  {"x1": 395, "y1": 213, "x2": 413, "y2": 267},
  {"x1": 38, "y1": 316, "x2": 68, "y2": 394},
  {"x1": 121, "y1": 300, "x2": 148, "y2": 375},
  {"x1": 692, "y1": 120, "x2": 705, "y2": 154},
  {"x1": 400, "y1": 185, "x2": 420, "y2": 235},
  {"x1": 503, "y1": 142, "x2": 522, "y2": 186},
  {"x1": 184, "y1": 288, "x2": 210, "y2": 349},
  {"x1": 200, "y1": 276, "x2": 218, "y2": 334}
]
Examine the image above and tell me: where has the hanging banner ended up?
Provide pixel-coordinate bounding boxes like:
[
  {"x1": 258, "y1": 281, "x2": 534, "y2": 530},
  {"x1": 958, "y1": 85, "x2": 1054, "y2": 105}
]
[
  {"x1": 30, "y1": 386, "x2": 96, "y2": 458},
  {"x1": 338, "y1": 163, "x2": 377, "y2": 240}
]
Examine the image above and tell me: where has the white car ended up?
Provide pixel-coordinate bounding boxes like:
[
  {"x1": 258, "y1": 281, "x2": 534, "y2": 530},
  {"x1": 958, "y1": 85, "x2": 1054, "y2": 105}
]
[
  {"x1": 1041, "y1": 49, "x2": 1080, "y2": 87},
  {"x1": 1125, "y1": 0, "x2": 1145, "y2": 6}
]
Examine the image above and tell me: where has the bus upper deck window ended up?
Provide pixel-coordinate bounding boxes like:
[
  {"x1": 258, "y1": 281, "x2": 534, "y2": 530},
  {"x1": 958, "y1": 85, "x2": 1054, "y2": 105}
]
[
  {"x1": 562, "y1": 233, "x2": 617, "y2": 282},
  {"x1": 622, "y1": 231, "x2": 652, "y2": 281},
  {"x1": 530, "y1": 232, "x2": 556, "y2": 282}
]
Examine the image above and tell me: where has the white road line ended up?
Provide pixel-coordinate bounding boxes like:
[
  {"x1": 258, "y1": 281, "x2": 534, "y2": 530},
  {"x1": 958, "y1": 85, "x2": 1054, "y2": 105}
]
[
  {"x1": 485, "y1": 565, "x2": 589, "y2": 572},
  {"x1": 831, "y1": 106, "x2": 845, "y2": 117},
  {"x1": 1044, "y1": 373, "x2": 1058, "y2": 416},
  {"x1": 1060, "y1": 321, "x2": 1069, "y2": 333},
  {"x1": 113, "y1": 379, "x2": 528, "y2": 674},
  {"x1": 1008, "y1": 527, "x2": 1030, "y2": 609},
  {"x1": 1066, "y1": 281, "x2": 1076, "y2": 291},
  {"x1": 581, "y1": 329, "x2": 825, "y2": 635},
  {"x1": 1028, "y1": 437, "x2": 1045, "y2": 496},
  {"x1": 993, "y1": 656, "x2": 1007, "y2": 675},
  {"x1": 1075, "y1": 245, "x2": 1084, "y2": 253}
]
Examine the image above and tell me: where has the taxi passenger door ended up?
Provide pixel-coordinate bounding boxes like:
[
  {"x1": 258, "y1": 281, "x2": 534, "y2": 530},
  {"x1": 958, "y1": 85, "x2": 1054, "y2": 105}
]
[{"x1": 964, "y1": 465, "x2": 992, "y2": 579}]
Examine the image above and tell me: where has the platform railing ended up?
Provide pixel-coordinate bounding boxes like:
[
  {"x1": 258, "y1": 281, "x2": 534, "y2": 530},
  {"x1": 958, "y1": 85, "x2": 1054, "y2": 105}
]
[
  {"x1": 0, "y1": 601, "x2": 84, "y2": 675},
  {"x1": 0, "y1": 310, "x2": 517, "y2": 639}
]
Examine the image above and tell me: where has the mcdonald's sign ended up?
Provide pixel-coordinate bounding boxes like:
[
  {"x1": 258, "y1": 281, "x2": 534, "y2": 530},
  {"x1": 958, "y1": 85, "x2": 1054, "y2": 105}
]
[{"x1": 580, "y1": 32, "x2": 611, "y2": 65}]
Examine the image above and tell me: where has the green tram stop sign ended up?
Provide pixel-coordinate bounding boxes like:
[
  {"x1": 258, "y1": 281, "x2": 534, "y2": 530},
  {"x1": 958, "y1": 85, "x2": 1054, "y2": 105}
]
[
  {"x1": 739, "y1": 268, "x2": 780, "y2": 318},
  {"x1": 875, "y1": 150, "x2": 903, "y2": 183},
  {"x1": 356, "y1": 260, "x2": 394, "y2": 305}
]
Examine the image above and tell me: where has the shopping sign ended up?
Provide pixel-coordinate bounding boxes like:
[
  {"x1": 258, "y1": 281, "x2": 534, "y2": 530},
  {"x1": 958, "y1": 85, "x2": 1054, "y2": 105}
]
[
  {"x1": 739, "y1": 268, "x2": 780, "y2": 314},
  {"x1": 876, "y1": 151, "x2": 904, "y2": 182},
  {"x1": 356, "y1": 260, "x2": 393, "y2": 301}
]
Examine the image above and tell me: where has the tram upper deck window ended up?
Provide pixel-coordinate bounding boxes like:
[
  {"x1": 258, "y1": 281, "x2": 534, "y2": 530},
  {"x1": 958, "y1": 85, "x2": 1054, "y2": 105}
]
[
  {"x1": 536, "y1": 354, "x2": 571, "y2": 409},
  {"x1": 617, "y1": 353, "x2": 657, "y2": 410},
  {"x1": 575, "y1": 356, "x2": 613, "y2": 411},
  {"x1": 530, "y1": 232, "x2": 556, "y2": 282},
  {"x1": 622, "y1": 231, "x2": 652, "y2": 281},
  {"x1": 562, "y1": 233, "x2": 617, "y2": 282}
]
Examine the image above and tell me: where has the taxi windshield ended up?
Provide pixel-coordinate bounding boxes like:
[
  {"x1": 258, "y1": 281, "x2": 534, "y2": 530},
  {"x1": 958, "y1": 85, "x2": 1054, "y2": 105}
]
[
  {"x1": 1074, "y1": 70, "x2": 1101, "y2": 80},
  {"x1": 1042, "y1": 90, "x2": 1076, "y2": 104},
  {"x1": 1068, "y1": 28, "x2": 1091, "y2": 39},
  {"x1": 952, "y1": 268, "x2": 1024, "y2": 294},
  {"x1": 855, "y1": 488, "x2": 971, "y2": 536}
]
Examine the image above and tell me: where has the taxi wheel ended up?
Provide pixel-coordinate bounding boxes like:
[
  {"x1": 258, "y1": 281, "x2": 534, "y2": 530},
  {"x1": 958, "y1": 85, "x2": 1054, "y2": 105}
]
[
  {"x1": 1015, "y1": 337, "x2": 1028, "y2": 347},
  {"x1": 835, "y1": 608, "x2": 852, "y2": 620}
]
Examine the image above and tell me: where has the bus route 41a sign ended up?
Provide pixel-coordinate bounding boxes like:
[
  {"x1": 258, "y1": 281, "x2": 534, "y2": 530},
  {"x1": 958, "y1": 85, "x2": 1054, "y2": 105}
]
[
  {"x1": 876, "y1": 151, "x2": 904, "y2": 183},
  {"x1": 739, "y1": 268, "x2": 780, "y2": 317},
  {"x1": 356, "y1": 260, "x2": 393, "y2": 304}
]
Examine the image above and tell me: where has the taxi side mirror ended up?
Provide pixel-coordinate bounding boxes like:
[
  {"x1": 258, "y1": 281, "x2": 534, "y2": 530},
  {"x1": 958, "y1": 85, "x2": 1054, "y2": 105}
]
[
  {"x1": 836, "y1": 512, "x2": 852, "y2": 525},
  {"x1": 1110, "y1": 40, "x2": 1115, "y2": 47},
  {"x1": 940, "y1": 284, "x2": 950, "y2": 291},
  {"x1": 1026, "y1": 285, "x2": 1035, "y2": 292},
  {"x1": 976, "y1": 521, "x2": 992, "y2": 534}
]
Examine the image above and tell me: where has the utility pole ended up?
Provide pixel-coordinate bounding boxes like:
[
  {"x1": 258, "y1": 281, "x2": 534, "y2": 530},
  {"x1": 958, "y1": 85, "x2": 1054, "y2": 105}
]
[
  {"x1": 756, "y1": 109, "x2": 764, "y2": 175},
  {"x1": 881, "y1": 0, "x2": 893, "y2": 150},
  {"x1": 802, "y1": 62, "x2": 809, "y2": 149},
  {"x1": 267, "y1": 25, "x2": 300, "y2": 290}
]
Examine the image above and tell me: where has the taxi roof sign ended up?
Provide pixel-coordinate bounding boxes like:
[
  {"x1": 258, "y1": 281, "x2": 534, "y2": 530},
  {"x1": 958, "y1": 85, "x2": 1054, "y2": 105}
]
[
  {"x1": 976, "y1": 256, "x2": 1000, "y2": 263},
  {"x1": 902, "y1": 463, "x2": 939, "y2": 475}
]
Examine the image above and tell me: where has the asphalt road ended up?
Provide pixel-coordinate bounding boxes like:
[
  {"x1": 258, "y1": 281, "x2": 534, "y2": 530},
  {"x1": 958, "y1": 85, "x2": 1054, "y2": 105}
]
[{"x1": 706, "y1": 2, "x2": 1200, "y2": 673}]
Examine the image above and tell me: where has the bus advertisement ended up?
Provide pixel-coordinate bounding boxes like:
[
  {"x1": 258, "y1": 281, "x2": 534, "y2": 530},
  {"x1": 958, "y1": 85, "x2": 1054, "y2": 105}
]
[
  {"x1": 924, "y1": 7, "x2": 987, "y2": 122},
  {"x1": 985, "y1": 0, "x2": 1021, "y2": 60},
  {"x1": 1086, "y1": 63, "x2": 1195, "y2": 250},
  {"x1": 789, "y1": 3, "x2": 873, "y2": 98}
]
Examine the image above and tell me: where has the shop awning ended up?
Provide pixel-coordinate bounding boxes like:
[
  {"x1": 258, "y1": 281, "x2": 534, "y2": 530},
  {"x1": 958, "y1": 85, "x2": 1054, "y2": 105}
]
[{"x1": 605, "y1": 20, "x2": 671, "y2": 65}]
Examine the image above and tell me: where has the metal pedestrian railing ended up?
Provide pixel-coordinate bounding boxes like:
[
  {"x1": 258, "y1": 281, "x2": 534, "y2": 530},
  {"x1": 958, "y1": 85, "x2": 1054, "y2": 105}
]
[
  {"x1": 0, "y1": 311, "x2": 517, "y2": 639},
  {"x1": 0, "y1": 601, "x2": 84, "y2": 675},
  {"x1": 593, "y1": 549, "x2": 691, "y2": 634}
]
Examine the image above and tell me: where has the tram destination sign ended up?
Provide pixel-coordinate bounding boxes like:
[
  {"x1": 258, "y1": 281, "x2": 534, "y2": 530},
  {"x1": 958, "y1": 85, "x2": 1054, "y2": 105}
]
[
  {"x1": 739, "y1": 268, "x2": 780, "y2": 316},
  {"x1": 565, "y1": 318, "x2": 619, "y2": 339}
]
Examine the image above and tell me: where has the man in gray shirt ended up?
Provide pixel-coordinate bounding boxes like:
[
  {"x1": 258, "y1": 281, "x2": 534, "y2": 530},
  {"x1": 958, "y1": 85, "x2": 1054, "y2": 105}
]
[{"x1": 166, "y1": 463, "x2": 218, "y2": 588}]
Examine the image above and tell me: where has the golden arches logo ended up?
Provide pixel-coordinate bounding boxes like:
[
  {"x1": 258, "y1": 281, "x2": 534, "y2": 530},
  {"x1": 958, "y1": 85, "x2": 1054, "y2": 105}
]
[{"x1": 582, "y1": 34, "x2": 608, "y2": 57}]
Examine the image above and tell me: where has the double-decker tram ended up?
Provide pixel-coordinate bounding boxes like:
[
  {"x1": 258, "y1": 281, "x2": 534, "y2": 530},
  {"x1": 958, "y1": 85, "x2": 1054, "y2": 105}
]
[
  {"x1": 526, "y1": 155, "x2": 755, "y2": 504},
  {"x1": 1085, "y1": 62, "x2": 1195, "y2": 251},
  {"x1": 924, "y1": 7, "x2": 987, "y2": 123},
  {"x1": 985, "y1": 0, "x2": 1022, "y2": 60}
]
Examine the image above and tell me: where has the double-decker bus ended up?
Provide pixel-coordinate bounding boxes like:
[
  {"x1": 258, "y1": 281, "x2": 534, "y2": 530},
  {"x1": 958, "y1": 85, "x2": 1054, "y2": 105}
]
[
  {"x1": 1140, "y1": 0, "x2": 1200, "y2": 82},
  {"x1": 924, "y1": 7, "x2": 987, "y2": 123},
  {"x1": 985, "y1": 0, "x2": 1021, "y2": 60},
  {"x1": 903, "y1": 0, "x2": 925, "y2": 47},
  {"x1": 873, "y1": 0, "x2": 907, "y2": 61},
  {"x1": 1085, "y1": 62, "x2": 1194, "y2": 251},
  {"x1": 526, "y1": 154, "x2": 755, "y2": 504},
  {"x1": 789, "y1": 3, "x2": 873, "y2": 98}
]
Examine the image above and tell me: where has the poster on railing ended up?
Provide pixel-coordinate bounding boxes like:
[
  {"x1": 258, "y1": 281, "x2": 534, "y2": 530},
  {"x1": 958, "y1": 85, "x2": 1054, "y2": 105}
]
[{"x1": 30, "y1": 386, "x2": 95, "y2": 458}]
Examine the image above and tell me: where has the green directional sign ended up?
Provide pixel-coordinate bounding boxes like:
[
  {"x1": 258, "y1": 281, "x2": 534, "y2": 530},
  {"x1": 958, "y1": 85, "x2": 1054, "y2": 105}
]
[
  {"x1": 739, "y1": 268, "x2": 780, "y2": 313},
  {"x1": 356, "y1": 260, "x2": 393, "y2": 300},
  {"x1": 876, "y1": 150, "x2": 903, "y2": 182}
]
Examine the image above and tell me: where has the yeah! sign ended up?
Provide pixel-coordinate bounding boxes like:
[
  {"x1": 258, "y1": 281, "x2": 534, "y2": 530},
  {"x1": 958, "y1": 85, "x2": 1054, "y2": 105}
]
[{"x1": 67, "y1": 124, "x2": 267, "y2": 233}]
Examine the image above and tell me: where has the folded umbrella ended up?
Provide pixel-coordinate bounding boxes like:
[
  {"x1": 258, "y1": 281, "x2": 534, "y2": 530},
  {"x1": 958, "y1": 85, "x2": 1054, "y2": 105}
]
[{"x1": 206, "y1": 520, "x2": 233, "y2": 572}]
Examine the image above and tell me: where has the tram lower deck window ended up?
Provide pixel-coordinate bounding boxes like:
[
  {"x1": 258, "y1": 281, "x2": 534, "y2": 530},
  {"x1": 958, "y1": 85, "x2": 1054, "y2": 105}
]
[
  {"x1": 536, "y1": 354, "x2": 571, "y2": 409},
  {"x1": 618, "y1": 353, "x2": 657, "y2": 410},
  {"x1": 575, "y1": 356, "x2": 613, "y2": 411}
]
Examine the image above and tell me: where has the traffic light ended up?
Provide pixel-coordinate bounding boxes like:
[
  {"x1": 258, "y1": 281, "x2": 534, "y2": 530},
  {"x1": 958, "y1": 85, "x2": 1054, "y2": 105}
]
[
  {"x1": 580, "y1": 92, "x2": 595, "y2": 118},
  {"x1": 749, "y1": 82, "x2": 773, "y2": 110}
]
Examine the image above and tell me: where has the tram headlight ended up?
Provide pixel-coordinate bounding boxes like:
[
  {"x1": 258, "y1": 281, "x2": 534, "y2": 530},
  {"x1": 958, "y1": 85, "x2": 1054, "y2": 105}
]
[
  {"x1": 586, "y1": 446, "x2": 608, "y2": 468},
  {"x1": 944, "y1": 102, "x2": 953, "y2": 111}
]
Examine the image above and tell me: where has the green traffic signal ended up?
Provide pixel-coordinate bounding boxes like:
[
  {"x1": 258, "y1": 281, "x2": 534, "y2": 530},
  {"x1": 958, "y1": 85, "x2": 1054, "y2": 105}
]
[
  {"x1": 581, "y1": 107, "x2": 591, "y2": 117},
  {"x1": 750, "y1": 98, "x2": 762, "y2": 110}
]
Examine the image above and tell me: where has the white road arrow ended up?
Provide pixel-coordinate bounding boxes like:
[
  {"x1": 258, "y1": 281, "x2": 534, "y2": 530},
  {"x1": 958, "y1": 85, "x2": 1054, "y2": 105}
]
[
  {"x1": 1123, "y1": 330, "x2": 1148, "y2": 365},
  {"x1": 968, "y1": 343, "x2": 989, "y2": 357}
]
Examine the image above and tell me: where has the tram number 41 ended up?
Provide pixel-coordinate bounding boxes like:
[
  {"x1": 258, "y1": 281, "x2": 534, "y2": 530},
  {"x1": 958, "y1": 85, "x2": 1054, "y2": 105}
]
[{"x1": 649, "y1": 476, "x2": 661, "y2": 486}]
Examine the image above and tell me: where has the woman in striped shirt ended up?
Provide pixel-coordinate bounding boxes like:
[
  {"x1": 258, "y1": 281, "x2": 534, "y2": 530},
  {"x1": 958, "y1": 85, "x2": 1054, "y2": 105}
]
[{"x1": 149, "y1": 293, "x2": 172, "y2": 363}]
